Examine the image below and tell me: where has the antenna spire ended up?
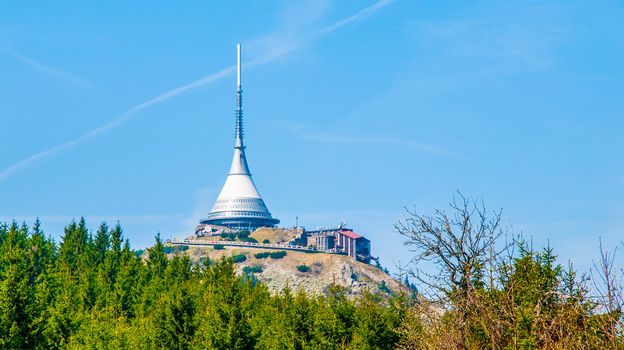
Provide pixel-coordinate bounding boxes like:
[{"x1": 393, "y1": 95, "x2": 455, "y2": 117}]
[
  {"x1": 235, "y1": 43, "x2": 244, "y2": 148},
  {"x1": 237, "y1": 43, "x2": 241, "y2": 91}
]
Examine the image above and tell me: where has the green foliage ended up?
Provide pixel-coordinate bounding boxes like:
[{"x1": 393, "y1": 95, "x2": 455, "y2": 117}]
[
  {"x1": 242, "y1": 265, "x2": 263, "y2": 274},
  {"x1": 378, "y1": 280, "x2": 392, "y2": 294},
  {"x1": 162, "y1": 245, "x2": 189, "y2": 254},
  {"x1": 268, "y1": 251, "x2": 287, "y2": 259},
  {"x1": 212, "y1": 244, "x2": 224, "y2": 250},
  {"x1": 254, "y1": 252, "x2": 270, "y2": 259},
  {"x1": 231, "y1": 254, "x2": 247, "y2": 264},
  {"x1": 0, "y1": 218, "x2": 415, "y2": 349},
  {"x1": 296, "y1": 264, "x2": 310, "y2": 273},
  {"x1": 1, "y1": 217, "x2": 621, "y2": 349},
  {"x1": 262, "y1": 239, "x2": 270, "y2": 244},
  {"x1": 236, "y1": 230, "x2": 250, "y2": 239}
]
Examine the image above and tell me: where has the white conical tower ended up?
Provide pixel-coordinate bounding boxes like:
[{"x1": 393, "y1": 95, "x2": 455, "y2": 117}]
[{"x1": 200, "y1": 44, "x2": 279, "y2": 230}]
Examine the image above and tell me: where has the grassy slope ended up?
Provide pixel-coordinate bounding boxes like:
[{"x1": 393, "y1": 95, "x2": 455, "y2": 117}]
[{"x1": 174, "y1": 245, "x2": 407, "y2": 297}]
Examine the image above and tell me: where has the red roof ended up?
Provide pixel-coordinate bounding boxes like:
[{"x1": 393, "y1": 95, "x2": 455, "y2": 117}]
[{"x1": 339, "y1": 230, "x2": 363, "y2": 239}]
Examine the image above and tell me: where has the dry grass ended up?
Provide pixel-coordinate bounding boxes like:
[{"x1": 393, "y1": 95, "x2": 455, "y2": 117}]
[
  {"x1": 175, "y1": 245, "x2": 408, "y2": 296},
  {"x1": 249, "y1": 227, "x2": 298, "y2": 244}
]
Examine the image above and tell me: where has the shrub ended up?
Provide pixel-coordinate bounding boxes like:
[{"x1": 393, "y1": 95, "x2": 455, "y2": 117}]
[
  {"x1": 237, "y1": 230, "x2": 250, "y2": 239},
  {"x1": 243, "y1": 265, "x2": 263, "y2": 274},
  {"x1": 269, "y1": 251, "x2": 287, "y2": 259},
  {"x1": 378, "y1": 280, "x2": 391, "y2": 294},
  {"x1": 199, "y1": 257, "x2": 213, "y2": 266},
  {"x1": 162, "y1": 246, "x2": 188, "y2": 254},
  {"x1": 263, "y1": 239, "x2": 270, "y2": 244},
  {"x1": 220, "y1": 232, "x2": 228, "y2": 238},
  {"x1": 213, "y1": 244, "x2": 225, "y2": 250},
  {"x1": 242, "y1": 237, "x2": 258, "y2": 243},
  {"x1": 296, "y1": 265, "x2": 309, "y2": 273},
  {"x1": 232, "y1": 254, "x2": 247, "y2": 263},
  {"x1": 254, "y1": 252, "x2": 270, "y2": 259}
]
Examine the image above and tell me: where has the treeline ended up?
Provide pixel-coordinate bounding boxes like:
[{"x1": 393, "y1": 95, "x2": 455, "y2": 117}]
[
  {"x1": 0, "y1": 219, "x2": 405, "y2": 349},
  {"x1": 1, "y1": 193, "x2": 623, "y2": 349}
]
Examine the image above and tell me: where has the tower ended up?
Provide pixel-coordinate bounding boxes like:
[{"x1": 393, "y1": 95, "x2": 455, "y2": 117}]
[{"x1": 200, "y1": 44, "x2": 280, "y2": 231}]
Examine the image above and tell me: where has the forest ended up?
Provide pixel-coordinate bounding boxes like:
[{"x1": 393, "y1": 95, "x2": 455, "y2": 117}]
[{"x1": 1, "y1": 196, "x2": 623, "y2": 349}]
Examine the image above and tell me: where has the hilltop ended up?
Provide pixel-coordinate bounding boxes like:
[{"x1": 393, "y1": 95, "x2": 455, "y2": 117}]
[
  {"x1": 170, "y1": 226, "x2": 409, "y2": 297},
  {"x1": 164, "y1": 243, "x2": 409, "y2": 297}
]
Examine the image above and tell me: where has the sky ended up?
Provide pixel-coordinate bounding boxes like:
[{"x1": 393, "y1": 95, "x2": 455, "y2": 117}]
[{"x1": 1, "y1": 0, "x2": 623, "y2": 275}]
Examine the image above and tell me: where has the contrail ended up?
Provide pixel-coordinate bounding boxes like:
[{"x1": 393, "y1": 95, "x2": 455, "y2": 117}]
[
  {"x1": 0, "y1": 0, "x2": 393, "y2": 182},
  {"x1": 0, "y1": 66, "x2": 233, "y2": 181},
  {"x1": 0, "y1": 48, "x2": 93, "y2": 88},
  {"x1": 316, "y1": 0, "x2": 393, "y2": 35}
]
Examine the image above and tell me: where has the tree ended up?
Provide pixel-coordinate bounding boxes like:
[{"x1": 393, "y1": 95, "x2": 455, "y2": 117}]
[
  {"x1": 93, "y1": 222, "x2": 110, "y2": 266},
  {"x1": 396, "y1": 193, "x2": 504, "y2": 302}
]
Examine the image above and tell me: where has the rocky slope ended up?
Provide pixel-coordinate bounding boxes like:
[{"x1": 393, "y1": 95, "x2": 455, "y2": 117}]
[{"x1": 167, "y1": 244, "x2": 408, "y2": 297}]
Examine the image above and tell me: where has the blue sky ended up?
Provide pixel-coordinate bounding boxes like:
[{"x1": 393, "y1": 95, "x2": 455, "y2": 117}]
[{"x1": 1, "y1": 0, "x2": 623, "y2": 273}]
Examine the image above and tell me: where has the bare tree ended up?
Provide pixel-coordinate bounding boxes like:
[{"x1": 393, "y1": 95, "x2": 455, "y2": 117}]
[
  {"x1": 591, "y1": 238, "x2": 624, "y2": 345},
  {"x1": 395, "y1": 192, "x2": 505, "y2": 303}
]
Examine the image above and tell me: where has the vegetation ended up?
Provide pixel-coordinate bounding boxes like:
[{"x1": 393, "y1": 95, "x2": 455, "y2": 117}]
[
  {"x1": 231, "y1": 253, "x2": 247, "y2": 263},
  {"x1": 254, "y1": 252, "x2": 270, "y2": 259},
  {"x1": 212, "y1": 244, "x2": 225, "y2": 250},
  {"x1": 243, "y1": 265, "x2": 264, "y2": 274},
  {"x1": 378, "y1": 280, "x2": 391, "y2": 294},
  {"x1": 1, "y1": 192, "x2": 623, "y2": 349},
  {"x1": 394, "y1": 193, "x2": 624, "y2": 349},
  {"x1": 0, "y1": 219, "x2": 407, "y2": 349},
  {"x1": 296, "y1": 264, "x2": 310, "y2": 273},
  {"x1": 268, "y1": 251, "x2": 287, "y2": 259},
  {"x1": 253, "y1": 251, "x2": 286, "y2": 260},
  {"x1": 163, "y1": 245, "x2": 188, "y2": 254},
  {"x1": 219, "y1": 230, "x2": 257, "y2": 243}
]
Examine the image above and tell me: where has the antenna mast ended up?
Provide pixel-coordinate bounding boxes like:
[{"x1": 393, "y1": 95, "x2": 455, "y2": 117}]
[{"x1": 235, "y1": 43, "x2": 244, "y2": 148}]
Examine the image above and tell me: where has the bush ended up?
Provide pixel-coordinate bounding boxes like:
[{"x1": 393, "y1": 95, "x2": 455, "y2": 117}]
[
  {"x1": 254, "y1": 252, "x2": 270, "y2": 259},
  {"x1": 263, "y1": 239, "x2": 270, "y2": 244},
  {"x1": 162, "y1": 245, "x2": 188, "y2": 254},
  {"x1": 199, "y1": 257, "x2": 213, "y2": 266},
  {"x1": 378, "y1": 280, "x2": 391, "y2": 294},
  {"x1": 269, "y1": 251, "x2": 287, "y2": 259},
  {"x1": 296, "y1": 265, "x2": 309, "y2": 273},
  {"x1": 231, "y1": 254, "x2": 247, "y2": 263},
  {"x1": 237, "y1": 230, "x2": 251, "y2": 239},
  {"x1": 213, "y1": 244, "x2": 225, "y2": 250},
  {"x1": 242, "y1": 237, "x2": 258, "y2": 243},
  {"x1": 243, "y1": 265, "x2": 263, "y2": 274}
]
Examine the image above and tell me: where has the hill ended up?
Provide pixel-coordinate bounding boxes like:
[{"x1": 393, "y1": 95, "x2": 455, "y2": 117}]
[{"x1": 165, "y1": 244, "x2": 408, "y2": 297}]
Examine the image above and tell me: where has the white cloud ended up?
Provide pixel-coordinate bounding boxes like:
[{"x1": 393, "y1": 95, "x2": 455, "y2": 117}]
[{"x1": 274, "y1": 120, "x2": 453, "y2": 156}]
